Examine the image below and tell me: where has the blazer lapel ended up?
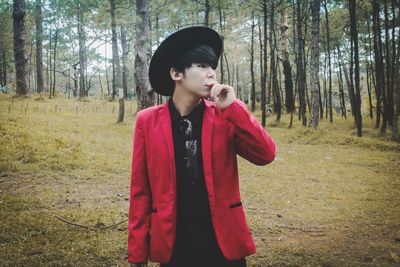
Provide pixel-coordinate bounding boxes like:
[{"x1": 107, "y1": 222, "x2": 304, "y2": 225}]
[
  {"x1": 202, "y1": 101, "x2": 216, "y2": 206},
  {"x1": 159, "y1": 101, "x2": 176, "y2": 200}
]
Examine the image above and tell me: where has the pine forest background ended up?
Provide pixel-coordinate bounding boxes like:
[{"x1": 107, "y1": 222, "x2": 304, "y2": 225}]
[{"x1": 0, "y1": 0, "x2": 400, "y2": 266}]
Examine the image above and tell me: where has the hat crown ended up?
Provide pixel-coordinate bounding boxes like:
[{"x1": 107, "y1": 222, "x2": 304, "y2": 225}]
[{"x1": 149, "y1": 26, "x2": 222, "y2": 96}]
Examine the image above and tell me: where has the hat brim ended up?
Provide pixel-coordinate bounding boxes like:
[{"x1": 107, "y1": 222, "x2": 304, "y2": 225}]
[{"x1": 149, "y1": 26, "x2": 222, "y2": 96}]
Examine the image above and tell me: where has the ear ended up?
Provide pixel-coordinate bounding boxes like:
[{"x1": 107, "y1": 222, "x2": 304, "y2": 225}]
[{"x1": 170, "y1": 67, "x2": 183, "y2": 82}]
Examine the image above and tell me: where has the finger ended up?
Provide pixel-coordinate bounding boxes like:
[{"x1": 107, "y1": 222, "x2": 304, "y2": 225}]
[
  {"x1": 211, "y1": 84, "x2": 220, "y2": 99},
  {"x1": 213, "y1": 85, "x2": 222, "y2": 98},
  {"x1": 206, "y1": 80, "x2": 218, "y2": 87},
  {"x1": 210, "y1": 85, "x2": 215, "y2": 100}
]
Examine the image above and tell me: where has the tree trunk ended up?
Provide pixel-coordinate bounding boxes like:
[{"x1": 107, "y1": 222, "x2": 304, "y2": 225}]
[
  {"x1": 296, "y1": 0, "x2": 307, "y2": 126},
  {"x1": 121, "y1": 26, "x2": 129, "y2": 100},
  {"x1": 261, "y1": 0, "x2": 268, "y2": 127},
  {"x1": 236, "y1": 64, "x2": 241, "y2": 100},
  {"x1": 269, "y1": 2, "x2": 280, "y2": 121},
  {"x1": 384, "y1": 0, "x2": 394, "y2": 129},
  {"x1": 309, "y1": 0, "x2": 320, "y2": 127},
  {"x1": 1, "y1": 49, "x2": 6, "y2": 87},
  {"x1": 366, "y1": 16, "x2": 374, "y2": 119},
  {"x1": 78, "y1": 3, "x2": 86, "y2": 97},
  {"x1": 35, "y1": 0, "x2": 44, "y2": 94},
  {"x1": 135, "y1": 0, "x2": 154, "y2": 111},
  {"x1": 391, "y1": 1, "x2": 399, "y2": 138},
  {"x1": 337, "y1": 44, "x2": 355, "y2": 116},
  {"x1": 366, "y1": 62, "x2": 373, "y2": 119},
  {"x1": 0, "y1": 50, "x2": 3, "y2": 87},
  {"x1": 349, "y1": 0, "x2": 362, "y2": 137},
  {"x1": 218, "y1": 0, "x2": 224, "y2": 84},
  {"x1": 68, "y1": 68, "x2": 71, "y2": 98},
  {"x1": 393, "y1": 3, "x2": 400, "y2": 139},
  {"x1": 28, "y1": 35, "x2": 33, "y2": 92},
  {"x1": 155, "y1": 14, "x2": 162, "y2": 105},
  {"x1": 13, "y1": 0, "x2": 29, "y2": 95},
  {"x1": 47, "y1": 28, "x2": 51, "y2": 94},
  {"x1": 303, "y1": 14, "x2": 310, "y2": 115},
  {"x1": 250, "y1": 11, "x2": 256, "y2": 112},
  {"x1": 105, "y1": 44, "x2": 110, "y2": 97},
  {"x1": 110, "y1": 0, "x2": 124, "y2": 121},
  {"x1": 280, "y1": 5, "x2": 294, "y2": 113},
  {"x1": 289, "y1": 0, "x2": 297, "y2": 128},
  {"x1": 372, "y1": 0, "x2": 384, "y2": 129},
  {"x1": 323, "y1": 0, "x2": 332, "y2": 122},
  {"x1": 52, "y1": 28, "x2": 58, "y2": 97},
  {"x1": 204, "y1": 0, "x2": 209, "y2": 27},
  {"x1": 323, "y1": 37, "x2": 327, "y2": 118},
  {"x1": 258, "y1": 15, "x2": 263, "y2": 110},
  {"x1": 336, "y1": 49, "x2": 347, "y2": 118}
]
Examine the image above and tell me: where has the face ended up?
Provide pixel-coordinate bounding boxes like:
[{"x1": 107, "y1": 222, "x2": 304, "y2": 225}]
[{"x1": 172, "y1": 63, "x2": 216, "y2": 99}]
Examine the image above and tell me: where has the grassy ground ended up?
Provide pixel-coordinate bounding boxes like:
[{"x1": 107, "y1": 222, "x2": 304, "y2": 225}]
[{"x1": 0, "y1": 93, "x2": 399, "y2": 266}]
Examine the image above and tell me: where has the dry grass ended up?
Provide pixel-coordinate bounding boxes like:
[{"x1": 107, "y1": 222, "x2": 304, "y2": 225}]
[{"x1": 0, "y1": 93, "x2": 399, "y2": 266}]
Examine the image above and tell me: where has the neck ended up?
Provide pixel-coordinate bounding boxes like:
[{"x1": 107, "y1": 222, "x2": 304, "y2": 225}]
[{"x1": 172, "y1": 86, "x2": 202, "y2": 116}]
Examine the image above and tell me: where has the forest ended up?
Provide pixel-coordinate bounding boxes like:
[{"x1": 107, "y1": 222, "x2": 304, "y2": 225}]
[
  {"x1": 0, "y1": 0, "x2": 400, "y2": 266},
  {"x1": 0, "y1": 0, "x2": 399, "y2": 135}
]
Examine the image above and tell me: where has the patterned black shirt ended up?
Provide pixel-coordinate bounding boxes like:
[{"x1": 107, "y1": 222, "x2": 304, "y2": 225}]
[{"x1": 169, "y1": 99, "x2": 217, "y2": 257}]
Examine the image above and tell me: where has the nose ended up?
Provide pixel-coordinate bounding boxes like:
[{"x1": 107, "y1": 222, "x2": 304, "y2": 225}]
[{"x1": 207, "y1": 67, "x2": 216, "y2": 79}]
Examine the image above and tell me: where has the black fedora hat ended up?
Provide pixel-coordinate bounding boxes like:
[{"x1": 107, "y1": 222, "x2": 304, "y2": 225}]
[{"x1": 149, "y1": 26, "x2": 222, "y2": 96}]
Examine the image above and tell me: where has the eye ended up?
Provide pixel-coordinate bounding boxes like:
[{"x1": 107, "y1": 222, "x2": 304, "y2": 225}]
[{"x1": 197, "y1": 64, "x2": 207, "y2": 68}]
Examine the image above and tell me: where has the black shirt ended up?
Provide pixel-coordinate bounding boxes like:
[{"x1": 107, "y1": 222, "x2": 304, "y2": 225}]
[
  {"x1": 169, "y1": 99, "x2": 217, "y2": 257},
  {"x1": 166, "y1": 99, "x2": 246, "y2": 267}
]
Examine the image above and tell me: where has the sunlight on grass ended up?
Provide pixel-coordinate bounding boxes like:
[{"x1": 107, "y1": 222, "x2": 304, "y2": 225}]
[{"x1": 1, "y1": 93, "x2": 399, "y2": 266}]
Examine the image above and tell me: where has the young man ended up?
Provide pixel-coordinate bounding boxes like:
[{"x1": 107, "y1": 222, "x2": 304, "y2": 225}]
[{"x1": 128, "y1": 27, "x2": 276, "y2": 267}]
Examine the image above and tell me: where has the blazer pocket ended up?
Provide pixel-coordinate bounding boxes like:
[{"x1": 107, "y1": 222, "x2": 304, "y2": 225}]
[{"x1": 229, "y1": 201, "x2": 242, "y2": 209}]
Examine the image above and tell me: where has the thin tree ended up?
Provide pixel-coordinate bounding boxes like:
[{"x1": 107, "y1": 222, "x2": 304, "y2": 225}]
[
  {"x1": 250, "y1": 11, "x2": 256, "y2": 112},
  {"x1": 280, "y1": 3, "x2": 294, "y2": 113},
  {"x1": 337, "y1": 70, "x2": 346, "y2": 118},
  {"x1": 309, "y1": 0, "x2": 320, "y2": 127},
  {"x1": 349, "y1": 0, "x2": 362, "y2": 136},
  {"x1": 337, "y1": 44, "x2": 355, "y2": 116},
  {"x1": 323, "y1": 0, "x2": 332, "y2": 122},
  {"x1": 218, "y1": 0, "x2": 224, "y2": 84},
  {"x1": 372, "y1": 0, "x2": 384, "y2": 129},
  {"x1": 258, "y1": 14, "x2": 264, "y2": 114},
  {"x1": 392, "y1": 1, "x2": 399, "y2": 138},
  {"x1": 366, "y1": 16, "x2": 374, "y2": 119},
  {"x1": 134, "y1": 0, "x2": 154, "y2": 111},
  {"x1": 261, "y1": 0, "x2": 268, "y2": 127},
  {"x1": 383, "y1": 0, "x2": 394, "y2": 130},
  {"x1": 121, "y1": 26, "x2": 129, "y2": 100},
  {"x1": 296, "y1": 0, "x2": 307, "y2": 126},
  {"x1": 13, "y1": 0, "x2": 28, "y2": 95},
  {"x1": 269, "y1": 1, "x2": 280, "y2": 121},
  {"x1": 35, "y1": 0, "x2": 44, "y2": 93},
  {"x1": 77, "y1": 2, "x2": 86, "y2": 97},
  {"x1": 204, "y1": 0, "x2": 210, "y2": 27},
  {"x1": 52, "y1": 28, "x2": 58, "y2": 97},
  {"x1": 0, "y1": 48, "x2": 6, "y2": 87},
  {"x1": 105, "y1": 43, "x2": 110, "y2": 97},
  {"x1": 111, "y1": 0, "x2": 124, "y2": 122}
]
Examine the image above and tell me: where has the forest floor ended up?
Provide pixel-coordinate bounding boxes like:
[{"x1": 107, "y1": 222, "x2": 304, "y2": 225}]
[{"x1": 0, "y1": 93, "x2": 399, "y2": 267}]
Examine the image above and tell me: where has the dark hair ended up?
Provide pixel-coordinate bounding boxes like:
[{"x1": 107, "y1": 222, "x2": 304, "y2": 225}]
[{"x1": 172, "y1": 44, "x2": 218, "y2": 72}]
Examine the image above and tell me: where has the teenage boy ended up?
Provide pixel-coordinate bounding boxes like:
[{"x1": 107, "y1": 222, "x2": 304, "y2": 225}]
[{"x1": 128, "y1": 26, "x2": 276, "y2": 267}]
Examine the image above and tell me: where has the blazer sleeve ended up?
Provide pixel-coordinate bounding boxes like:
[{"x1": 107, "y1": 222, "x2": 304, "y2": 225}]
[
  {"x1": 127, "y1": 111, "x2": 151, "y2": 263},
  {"x1": 222, "y1": 99, "x2": 276, "y2": 165}
]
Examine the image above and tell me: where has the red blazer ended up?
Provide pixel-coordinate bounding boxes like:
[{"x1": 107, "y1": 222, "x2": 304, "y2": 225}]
[{"x1": 128, "y1": 99, "x2": 276, "y2": 263}]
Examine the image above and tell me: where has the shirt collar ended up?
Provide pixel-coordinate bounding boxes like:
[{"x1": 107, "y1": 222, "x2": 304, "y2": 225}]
[{"x1": 169, "y1": 98, "x2": 205, "y2": 123}]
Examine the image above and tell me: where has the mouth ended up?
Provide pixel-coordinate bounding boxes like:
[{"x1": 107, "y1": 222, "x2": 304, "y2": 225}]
[{"x1": 205, "y1": 80, "x2": 215, "y2": 89}]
